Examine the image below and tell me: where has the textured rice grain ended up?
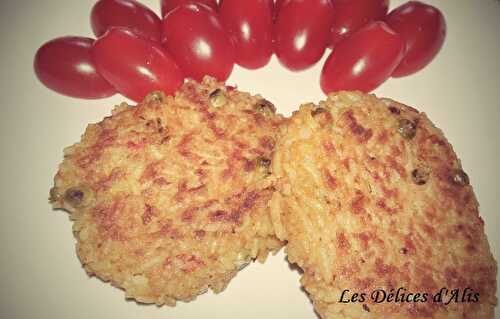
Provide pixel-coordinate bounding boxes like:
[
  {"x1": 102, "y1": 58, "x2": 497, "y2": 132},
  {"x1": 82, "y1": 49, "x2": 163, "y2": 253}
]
[
  {"x1": 271, "y1": 92, "x2": 497, "y2": 318},
  {"x1": 50, "y1": 77, "x2": 284, "y2": 305}
]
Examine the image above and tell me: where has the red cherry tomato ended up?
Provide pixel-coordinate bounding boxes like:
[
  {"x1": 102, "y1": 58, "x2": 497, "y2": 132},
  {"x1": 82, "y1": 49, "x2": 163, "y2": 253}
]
[
  {"x1": 161, "y1": 3, "x2": 235, "y2": 81},
  {"x1": 91, "y1": 0, "x2": 161, "y2": 42},
  {"x1": 386, "y1": 1, "x2": 446, "y2": 77},
  {"x1": 273, "y1": 0, "x2": 285, "y2": 21},
  {"x1": 161, "y1": 0, "x2": 218, "y2": 17},
  {"x1": 330, "y1": 0, "x2": 389, "y2": 46},
  {"x1": 92, "y1": 28, "x2": 184, "y2": 102},
  {"x1": 274, "y1": 0, "x2": 334, "y2": 71},
  {"x1": 34, "y1": 36, "x2": 115, "y2": 99},
  {"x1": 219, "y1": 0, "x2": 273, "y2": 69},
  {"x1": 320, "y1": 21, "x2": 405, "y2": 94}
]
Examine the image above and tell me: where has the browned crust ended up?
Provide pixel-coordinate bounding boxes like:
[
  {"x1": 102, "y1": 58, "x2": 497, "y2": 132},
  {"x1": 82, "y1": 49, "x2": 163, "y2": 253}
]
[
  {"x1": 271, "y1": 92, "x2": 497, "y2": 318},
  {"x1": 50, "y1": 77, "x2": 284, "y2": 305}
]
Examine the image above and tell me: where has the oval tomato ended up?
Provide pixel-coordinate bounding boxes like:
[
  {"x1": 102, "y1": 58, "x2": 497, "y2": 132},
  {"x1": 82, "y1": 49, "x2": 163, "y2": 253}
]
[
  {"x1": 320, "y1": 21, "x2": 405, "y2": 94},
  {"x1": 273, "y1": 0, "x2": 285, "y2": 21},
  {"x1": 92, "y1": 28, "x2": 184, "y2": 102},
  {"x1": 219, "y1": 0, "x2": 273, "y2": 69},
  {"x1": 34, "y1": 36, "x2": 115, "y2": 99},
  {"x1": 386, "y1": 1, "x2": 446, "y2": 77},
  {"x1": 330, "y1": 0, "x2": 389, "y2": 46},
  {"x1": 91, "y1": 0, "x2": 161, "y2": 42},
  {"x1": 161, "y1": 3, "x2": 235, "y2": 81},
  {"x1": 274, "y1": 0, "x2": 334, "y2": 71},
  {"x1": 161, "y1": 0, "x2": 218, "y2": 17}
]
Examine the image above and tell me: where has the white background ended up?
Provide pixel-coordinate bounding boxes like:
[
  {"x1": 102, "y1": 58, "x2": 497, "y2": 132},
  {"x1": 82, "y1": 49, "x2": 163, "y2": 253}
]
[{"x1": 0, "y1": 0, "x2": 499, "y2": 318}]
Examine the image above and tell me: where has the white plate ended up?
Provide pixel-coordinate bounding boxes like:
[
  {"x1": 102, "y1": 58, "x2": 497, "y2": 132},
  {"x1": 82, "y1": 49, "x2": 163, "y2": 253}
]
[{"x1": 0, "y1": 1, "x2": 499, "y2": 318}]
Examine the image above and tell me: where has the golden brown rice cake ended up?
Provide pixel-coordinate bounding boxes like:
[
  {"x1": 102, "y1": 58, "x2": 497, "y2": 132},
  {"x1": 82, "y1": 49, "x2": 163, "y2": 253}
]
[
  {"x1": 270, "y1": 92, "x2": 497, "y2": 318},
  {"x1": 50, "y1": 77, "x2": 283, "y2": 305}
]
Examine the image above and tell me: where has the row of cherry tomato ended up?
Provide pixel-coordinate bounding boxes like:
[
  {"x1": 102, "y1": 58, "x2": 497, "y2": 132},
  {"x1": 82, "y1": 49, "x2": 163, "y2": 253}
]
[{"x1": 34, "y1": 0, "x2": 446, "y2": 102}]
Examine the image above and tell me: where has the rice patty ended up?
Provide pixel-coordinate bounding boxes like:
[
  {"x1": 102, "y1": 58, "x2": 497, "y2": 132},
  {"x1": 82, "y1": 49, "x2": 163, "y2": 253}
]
[
  {"x1": 270, "y1": 92, "x2": 497, "y2": 318},
  {"x1": 50, "y1": 77, "x2": 283, "y2": 305}
]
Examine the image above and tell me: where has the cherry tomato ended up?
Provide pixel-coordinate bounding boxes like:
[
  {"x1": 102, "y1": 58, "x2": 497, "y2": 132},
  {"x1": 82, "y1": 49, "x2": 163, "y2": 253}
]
[
  {"x1": 320, "y1": 21, "x2": 405, "y2": 94},
  {"x1": 161, "y1": 0, "x2": 218, "y2": 17},
  {"x1": 219, "y1": 0, "x2": 273, "y2": 69},
  {"x1": 161, "y1": 3, "x2": 235, "y2": 81},
  {"x1": 92, "y1": 28, "x2": 184, "y2": 102},
  {"x1": 91, "y1": 0, "x2": 161, "y2": 42},
  {"x1": 273, "y1": 0, "x2": 285, "y2": 21},
  {"x1": 330, "y1": 0, "x2": 389, "y2": 46},
  {"x1": 274, "y1": 0, "x2": 334, "y2": 71},
  {"x1": 34, "y1": 36, "x2": 115, "y2": 99},
  {"x1": 386, "y1": 1, "x2": 446, "y2": 77}
]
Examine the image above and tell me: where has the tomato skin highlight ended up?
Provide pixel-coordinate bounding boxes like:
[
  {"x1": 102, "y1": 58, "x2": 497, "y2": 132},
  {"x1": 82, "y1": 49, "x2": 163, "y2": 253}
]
[
  {"x1": 219, "y1": 0, "x2": 273, "y2": 69},
  {"x1": 274, "y1": 0, "x2": 335, "y2": 71},
  {"x1": 91, "y1": 0, "x2": 162, "y2": 42},
  {"x1": 91, "y1": 28, "x2": 184, "y2": 102},
  {"x1": 330, "y1": 0, "x2": 389, "y2": 46},
  {"x1": 161, "y1": 3, "x2": 235, "y2": 81},
  {"x1": 386, "y1": 1, "x2": 446, "y2": 77},
  {"x1": 161, "y1": 0, "x2": 218, "y2": 17},
  {"x1": 34, "y1": 36, "x2": 116, "y2": 99},
  {"x1": 320, "y1": 21, "x2": 406, "y2": 94}
]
